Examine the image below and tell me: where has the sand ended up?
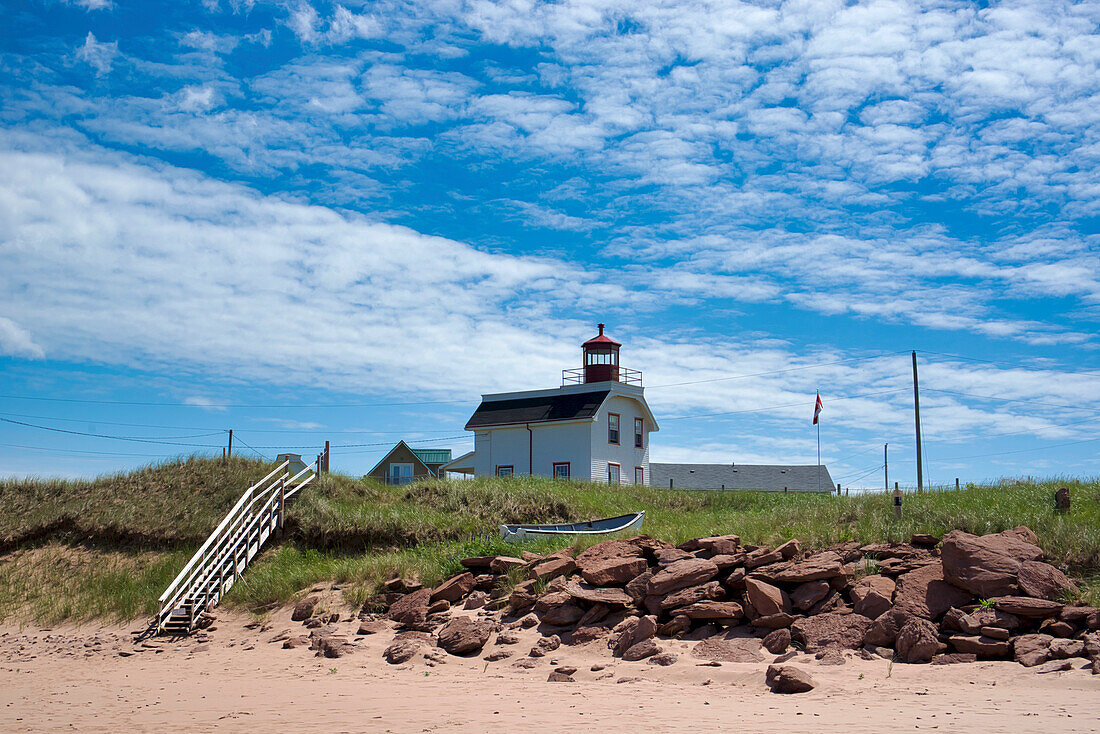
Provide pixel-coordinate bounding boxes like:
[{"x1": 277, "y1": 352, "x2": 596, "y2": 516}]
[{"x1": 2, "y1": 607, "x2": 1098, "y2": 733}]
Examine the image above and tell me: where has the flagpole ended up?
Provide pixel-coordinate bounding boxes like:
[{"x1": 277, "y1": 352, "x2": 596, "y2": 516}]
[{"x1": 816, "y1": 388, "x2": 821, "y2": 493}]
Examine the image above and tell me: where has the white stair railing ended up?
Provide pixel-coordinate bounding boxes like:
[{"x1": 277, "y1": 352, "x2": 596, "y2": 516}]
[{"x1": 155, "y1": 458, "x2": 318, "y2": 634}]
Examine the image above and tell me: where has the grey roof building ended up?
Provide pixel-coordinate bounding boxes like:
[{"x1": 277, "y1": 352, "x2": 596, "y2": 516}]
[{"x1": 650, "y1": 463, "x2": 835, "y2": 492}]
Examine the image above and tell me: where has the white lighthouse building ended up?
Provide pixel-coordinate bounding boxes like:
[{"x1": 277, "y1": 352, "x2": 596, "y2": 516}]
[{"x1": 445, "y1": 324, "x2": 659, "y2": 484}]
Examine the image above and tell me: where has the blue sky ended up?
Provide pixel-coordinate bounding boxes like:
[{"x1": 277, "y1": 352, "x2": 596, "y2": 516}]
[{"x1": 1, "y1": 0, "x2": 1098, "y2": 486}]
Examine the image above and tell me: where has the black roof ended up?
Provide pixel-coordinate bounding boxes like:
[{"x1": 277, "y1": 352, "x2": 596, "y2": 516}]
[{"x1": 465, "y1": 390, "x2": 610, "y2": 429}]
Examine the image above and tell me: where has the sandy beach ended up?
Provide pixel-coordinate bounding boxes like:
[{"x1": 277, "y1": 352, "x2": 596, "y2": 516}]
[{"x1": 2, "y1": 607, "x2": 1097, "y2": 734}]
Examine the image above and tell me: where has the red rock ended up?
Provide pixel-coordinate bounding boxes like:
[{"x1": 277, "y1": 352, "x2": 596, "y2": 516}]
[
  {"x1": 291, "y1": 595, "x2": 320, "y2": 622},
  {"x1": 911, "y1": 533, "x2": 940, "y2": 546},
  {"x1": 1037, "y1": 619, "x2": 1076, "y2": 638},
  {"x1": 437, "y1": 617, "x2": 492, "y2": 655},
  {"x1": 647, "y1": 558, "x2": 720, "y2": 596},
  {"x1": 775, "y1": 539, "x2": 802, "y2": 559},
  {"x1": 1060, "y1": 605, "x2": 1099, "y2": 623},
  {"x1": 534, "y1": 592, "x2": 585, "y2": 625},
  {"x1": 724, "y1": 567, "x2": 747, "y2": 589},
  {"x1": 759, "y1": 551, "x2": 845, "y2": 583},
  {"x1": 616, "y1": 638, "x2": 655, "y2": 661},
  {"x1": 850, "y1": 575, "x2": 896, "y2": 619},
  {"x1": 1017, "y1": 561, "x2": 1078, "y2": 600},
  {"x1": 893, "y1": 562, "x2": 972, "y2": 620},
  {"x1": 864, "y1": 609, "x2": 908, "y2": 647},
  {"x1": 692, "y1": 636, "x2": 765, "y2": 663},
  {"x1": 931, "y1": 652, "x2": 976, "y2": 665},
  {"x1": 710, "y1": 554, "x2": 745, "y2": 571},
  {"x1": 1014, "y1": 633, "x2": 1053, "y2": 667},
  {"x1": 752, "y1": 612, "x2": 796, "y2": 629},
  {"x1": 994, "y1": 596, "x2": 1063, "y2": 618},
  {"x1": 459, "y1": 556, "x2": 495, "y2": 569},
  {"x1": 766, "y1": 665, "x2": 816, "y2": 693},
  {"x1": 1048, "y1": 638, "x2": 1086, "y2": 659},
  {"x1": 744, "y1": 549, "x2": 784, "y2": 569},
  {"x1": 576, "y1": 603, "x2": 610, "y2": 627},
  {"x1": 745, "y1": 578, "x2": 791, "y2": 617},
  {"x1": 547, "y1": 671, "x2": 574, "y2": 682},
  {"x1": 679, "y1": 601, "x2": 744, "y2": 620},
  {"x1": 612, "y1": 615, "x2": 657, "y2": 656},
  {"x1": 575, "y1": 540, "x2": 645, "y2": 570},
  {"x1": 528, "y1": 558, "x2": 577, "y2": 582},
  {"x1": 570, "y1": 625, "x2": 611, "y2": 645},
  {"x1": 431, "y1": 572, "x2": 476, "y2": 603},
  {"x1": 694, "y1": 534, "x2": 742, "y2": 555},
  {"x1": 488, "y1": 556, "x2": 526, "y2": 574},
  {"x1": 383, "y1": 640, "x2": 420, "y2": 663},
  {"x1": 966, "y1": 607, "x2": 1023, "y2": 632},
  {"x1": 895, "y1": 617, "x2": 943, "y2": 663},
  {"x1": 763, "y1": 628, "x2": 791, "y2": 654},
  {"x1": 791, "y1": 612, "x2": 871, "y2": 652},
  {"x1": 625, "y1": 569, "x2": 655, "y2": 604},
  {"x1": 659, "y1": 581, "x2": 725, "y2": 610},
  {"x1": 940, "y1": 529, "x2": 1043, "y2": 597},
  {"x1": 980, "y1": 626, "x2": 1009, "y2": 640},
  {"x1": 657, "y1": 615, "x2": 691, "y2": 637},
  {"x1": 948, "y1": 635, "x2": 1011, "y2": 658},
  {"x1": 563, "y1": 580, "x2": 633, "y2": 607},
  {"x1": 648, "y1": 652, "x2": 678, "y2": 666},
  {"x1": 656, "y1": 548, "x2": 693, "y2": 566},
  {"x1": 790, "y1": 580, "x2": 831, "y2": 611},
  {"x1": 386, "y1": 588, "x2": 432, "y2": 625},
  {"x1": 580, "y1": 556, "x2": 648, "y2": 586}
]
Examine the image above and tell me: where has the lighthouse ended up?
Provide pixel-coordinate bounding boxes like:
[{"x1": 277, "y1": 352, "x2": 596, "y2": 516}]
[{"x1": 447, "y1": 324, "x2": 658, "y2": 484}]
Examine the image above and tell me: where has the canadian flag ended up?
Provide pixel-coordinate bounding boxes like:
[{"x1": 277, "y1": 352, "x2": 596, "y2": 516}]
[{"x1": 813, "y1": 393, "x2": 823, "y2": 425}]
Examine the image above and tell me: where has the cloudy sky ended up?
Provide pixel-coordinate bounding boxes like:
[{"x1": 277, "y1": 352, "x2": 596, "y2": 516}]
[{"x1": 1, "y1": 0, "x2": 1098, "y2": 485}]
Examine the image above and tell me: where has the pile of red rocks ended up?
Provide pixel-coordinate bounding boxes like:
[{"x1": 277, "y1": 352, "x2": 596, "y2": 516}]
[{"x1": 294, "y1": 527, "x2": 1100, "y2": 681}]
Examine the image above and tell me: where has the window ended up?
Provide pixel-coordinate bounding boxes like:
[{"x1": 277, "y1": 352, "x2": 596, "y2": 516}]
[
  {"x1": 388, "y1": 462, "x2": 414, "y2": 486},
  {"x1": 608, "y1": 463, "x2": 621, "y2": 484},
  {"x1": 634, "y1": 417, "x2": 644, "y2": 449},
  {"x1": 635, "y1": 466, "x2": 644, "y2": 485},
  {"x1": 553, "y1": 462, "x2": 570, "y2": 479},
  {"x1": 608, "y1": 413, "x2": 620, "y2": 445},
  {"x1": 496, "y1": 465, "x2": 513, "y2": 477}
]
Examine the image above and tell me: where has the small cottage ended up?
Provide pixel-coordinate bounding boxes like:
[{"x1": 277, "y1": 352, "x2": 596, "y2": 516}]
[
  {"x1": 366, "y1": 441, "x2": 452, "y2": 485},
  {"x1": 455, "y1": 324, "x2": 659, "y2": 484}
]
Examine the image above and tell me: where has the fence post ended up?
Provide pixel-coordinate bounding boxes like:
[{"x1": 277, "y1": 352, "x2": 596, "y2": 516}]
[
  {"x1": 955, "y1": 478, "x2": 960, "y2": 491},
  {"x1": 277, "y1": 477, "x2": 286, "y2": 533},
  {"x1": 669, "y1": 478, "x2": 673, "y2": 489},
  {"x1": 324, "y1": 441, "x2": 330, "y2": 473},
  {"x1": 893, "y1": 484, "x2": 903, "y2": 519},
  {"x1": 836, "y1": 482, "x2": 841, "y2": 495}
]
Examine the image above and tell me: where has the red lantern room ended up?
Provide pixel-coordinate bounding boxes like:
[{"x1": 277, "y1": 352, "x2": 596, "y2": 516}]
[{"x1": 582, "y1": 323, "x2": 621, "y2": 383}]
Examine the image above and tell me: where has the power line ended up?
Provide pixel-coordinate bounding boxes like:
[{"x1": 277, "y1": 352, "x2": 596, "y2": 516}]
[
  {"x1": 0, "y1": 394, "x2": 473, "y2": 409},
  {"x1": 0, "y1": 442, "x2": 204, "y2": 458},
  {"x1": 935, "y1": 435, "x2": 1100, "y2": 462},
  {"x1": 921, "y1": 350, "x2": 1100, "y2": 377},
  {"x1": 923, "y1": 388, "x2": 1100, "y2": 414},
  {"x1": 231, "y1": 434, "x2": 270, "y2": 461},
  {"x1": 0, "y1": 411, "x2": 459, "y2": 435},
  {"x1": 660, "y1": 388, "x2": 909, "y2": 421},
  {"x1": 0, "y1": 418, "x2": 226, "y2": 447}
]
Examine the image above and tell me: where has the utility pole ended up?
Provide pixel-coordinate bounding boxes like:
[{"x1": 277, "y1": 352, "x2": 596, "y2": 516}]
[
  {"x1": 912, "y1": 350, "x2": 923, "y2": 493},
  {"x1": 884, "y1": 443, "x2": 888, "y2": 493},
  {"x1": 227, "y1": 429, "x2": 233, "y2": 459}
]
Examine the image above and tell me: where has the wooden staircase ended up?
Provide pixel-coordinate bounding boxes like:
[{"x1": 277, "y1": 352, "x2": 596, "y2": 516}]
[{"x1": 155, "y1": 459, "x2": 317, "y2": 635}]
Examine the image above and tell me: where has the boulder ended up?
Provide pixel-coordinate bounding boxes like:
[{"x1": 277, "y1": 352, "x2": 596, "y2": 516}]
[
  {"x1": 1013, "y1": 634, "x2": 1053, "y2": 667},
  {"x1": 911, "y1": 533, "x2": 940, "y2": 546},
  {"x1": 383, "y1": 640, "x2": 420, "y2": 664},
  {"x1": 318, "y1": 636, "x2": 350, "y2": 659},
  {"x1": 850, "y1": 575, "x2": 895, "y2": 620},
  {"x1": 529, "y1": 558, "x2": 577, "y2": 582},
  {"x1": 291, "y1": 595, "x2": 320, "y2": 622},
  {"x1": 622, "y1": 639, "x2": 660, "y2": 661},
  {"x1": 691, "y1": 636, "x2": 765, "y2": 663},
  {"x1": 710, "y1": 554, "x2": 745, "y2": 571},
  {"x1": 437, "y1": 617, "x2": 492, "y2": 656},
  {"x1": 980, "y1": 626, "x2": 1009, "y2": 641},
  {"x1": 893, "y1": 563, "x2": 972, "y2": 620},
  {"x1": 648, "y1": 652, "x2": 679, "y2": 666},
  {"x1": 694, "y1": 534, "x2": 742, "y2": 555},
  {"x1": 534, "y1": 592, "x2": 586, "y2": 626},
  {"x1": 529, "y1": 634, "x2": 561, "y2": 657},
  {"x1": 463, "y1": 591, "x2": 489, "y2": 610},
  {"x1": 655, "y1": 548, "x2": 693, "y2": 566},
  {"x1": 679, "y1": 601, "x2": 745, "y2": 620},
  {"x1": 580, "y1": 557, "x2": 648, "y2": 586},
  {"x1": 745, "y1": 578, "x2": 791, "y2": 617},
  {"x1": 1048, "y1": 638, "x2": 1086, "y2": 660},
  {"x1": 895, "y1": 617, "x2": 943, "y2": 663},
  {"x1": 460, "y1": 556, "x2": 495, "y2": 570},
  {"x1": 1017, "y1": 561, "x2": 1078, "y2": 600},
  {"x1": 571, "y1": 625, "x2": 612, "y2": 645},
  {"x1": 647, "y1": 558, "x2": 720, "y2": 596},
  {"x1": 766, "y1": 665, "x2": 816, "y2": 694},
  {"x1": 948, "y1": 635, "x2": 1011, "y2": 658},
  {"x1": 864, "y1": 609, "x2": 909, "y2": 647},
  {"x1": 790, "y1": 580, "x2": 832, "y2": 612},
  {"x1": 657, "y1": 615, "x2": 692, "y2": 638},
  {"x1": 488, "y1": 556, "x2": 526, "y2": 574},
  {"x1": 752, "y1": 612, "x2": 796, "y2": 629},
  {"x1": 386, "y1": 588, "x2": 433, "y2": 625},
  {"x1": 940, "y1": 529, "x2": 1042, "y2": 597},
  {"x1": 659, "y1": 581, "x2": 725, "y2": 611},
  {"x1": 775, "y1": 539, "x2": 802, "y2": 559},
  {"x1": 791, "y1": 612, "x2": 871, "y2": 653},
  {"x1": 759, "y1": 551, "x2": 845, "y2": 583},
  {"x1": 724, "y1": 567, "x2": 747, "y2": 589},
  {"x1": 816, "y1": 648, "x2": 846, "y2": 666},
  {"x1": 994, "y1": 597, "x2": 1063, "y2": 618},
  {"x1": 625, "y1": 569, "x2": 656, "y2": 604},
  {"x1": 612, "y1": 615, "x2": 657, "y2": 657},
  {"x1": 547, "y1": 672, "x2": 574, "y2": 682},
  {"x1": 965, "y1": 607, "x2": 1023, "y2": 633},
  {"x1": 931, "y1": 653, "x2": 977, "y2": 665},
  {"x1": 563, "y1": 580, "x2": 634, "y2": 607},
  {"x1": 1038, "y1": 619, "x2": 1076, "y2": 638},
  {"x1": 576, "y1": 603, "x2": 610, "y2": 628},
  {"x1": 431, "y1": 572, "x2": 476, "y2": 604},
  {"x1": 763, "y1": 628, "x2": 791, "y2": 654},
  {"x1": 576, "y1": 540, "x2": 645, "y2": 570}
]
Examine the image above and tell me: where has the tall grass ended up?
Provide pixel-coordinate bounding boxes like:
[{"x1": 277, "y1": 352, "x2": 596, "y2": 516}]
[{"x1": 1, "y1": 458, "x2": 1096, "y2": 622}]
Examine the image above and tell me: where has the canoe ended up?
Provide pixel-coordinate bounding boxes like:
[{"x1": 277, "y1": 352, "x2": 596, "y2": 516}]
[{"x1": 499, "y1": 511, "x2": 645, "y2": 543}]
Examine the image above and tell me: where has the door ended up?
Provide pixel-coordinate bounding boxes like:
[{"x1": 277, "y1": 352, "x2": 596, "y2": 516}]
[{"x1": 389, "y1": 462, "x2": 414, "y2": 485}]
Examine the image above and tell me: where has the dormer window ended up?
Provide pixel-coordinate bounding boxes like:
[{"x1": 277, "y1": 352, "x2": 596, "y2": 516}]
[{"x1": 608, "y1": 413, "x2": 620, "y2": 445}]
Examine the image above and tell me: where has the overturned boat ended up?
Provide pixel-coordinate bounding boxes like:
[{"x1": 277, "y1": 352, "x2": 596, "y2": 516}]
[{"x1": 500, "y1": 511, "x2": 645, "y2": 543}]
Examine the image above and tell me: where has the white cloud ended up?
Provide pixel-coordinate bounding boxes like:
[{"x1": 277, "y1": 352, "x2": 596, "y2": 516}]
[
  {"x1": 67, "y1": 0, "x2": 113, "y2": 10},
  {"x1": 0, "y1": 317, "x2": 44, "y2": 359},
  {"x1": 75, "y1": 32, "x2": 118, "y2": 76}
]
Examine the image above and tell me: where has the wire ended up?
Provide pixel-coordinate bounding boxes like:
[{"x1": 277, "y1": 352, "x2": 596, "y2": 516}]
[
  {"x1": 0, "y1": 417, "x2": 226, "y2": 447},
  {"x1": 0, "y1": 442, "x2": 205, "y2": 458},
  {"x1": 231, "y1": 434, "x2": 270, "y2": 461},
  {"x1": 923, "y1": 388, "x2": 1100, "y2": 414},
  {"x1": 935, "y1": 435, "x2": 1100, "y2": 461},
  {"x1": 0, "y1": 411, "x2": 460, "y2": 435},
  {"x1": 839, "y1": 463, "x2": 886, "y2": 484},
  {"x1": 0, "y1": 394, "x2": 474, "y2": 409},
  {"x1": 921, "y1": 350, "x2": 1100, "y2": 377}
]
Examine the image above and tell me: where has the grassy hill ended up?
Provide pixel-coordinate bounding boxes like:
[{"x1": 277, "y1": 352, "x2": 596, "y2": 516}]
[{"x1": 1, "y1": 457, "x2": 1097, "y2": 623}]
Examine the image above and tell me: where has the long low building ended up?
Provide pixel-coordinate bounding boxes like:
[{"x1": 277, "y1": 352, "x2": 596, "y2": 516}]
[{"x1": 650, "y1": 463, "x2": 835, "y2": 492}]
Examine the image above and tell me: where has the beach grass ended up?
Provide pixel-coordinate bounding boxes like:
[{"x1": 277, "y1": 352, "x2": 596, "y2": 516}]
[{"x1": 0, "y1": 458, "x2": 1097, "y2": 622}]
